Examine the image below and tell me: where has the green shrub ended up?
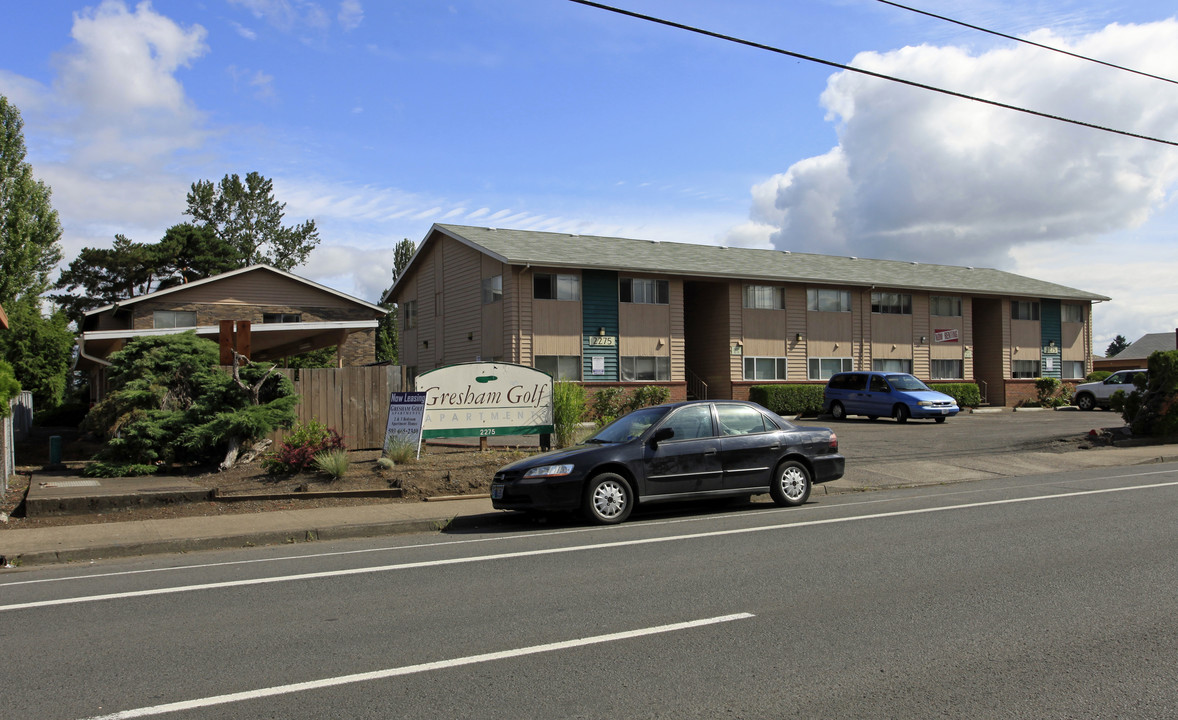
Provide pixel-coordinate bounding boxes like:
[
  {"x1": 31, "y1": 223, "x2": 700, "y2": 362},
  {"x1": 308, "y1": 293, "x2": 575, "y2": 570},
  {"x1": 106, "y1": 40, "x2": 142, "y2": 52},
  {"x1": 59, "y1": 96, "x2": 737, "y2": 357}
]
[
  {"x1": 1033, "y1": 377, "x2": 1071, "y2": 407},
  {"x1": 748, "y1": 384, "x2": 826, "y2": 416},
  {"x1": 262, "y1": 420, "x2": 346, "y2": 474},
  {"x1": 588, "y1": 387, "x2": 626, "y2": 425},
  {"x1": 1086, "y1": 371, "x2": 1112, "y2": 382},
  {"x1": 313, "y1": 448, "x2": 350, "y2": 479},
  {"x1": 82, "y1": 462, "x2": 159, "y2": 478},
  {"x1": 623, "y1": 385, "x2": 670, "y2": 414},
  {"x1": 928, "y1": 383, "x2": 982, "y2": 408},
  {"x1": 552, "y1": 381, "x2": 586, "y2": 448},
  {"x1": 1128, "y1": 350, "x2": 1178, "y2": 437}
]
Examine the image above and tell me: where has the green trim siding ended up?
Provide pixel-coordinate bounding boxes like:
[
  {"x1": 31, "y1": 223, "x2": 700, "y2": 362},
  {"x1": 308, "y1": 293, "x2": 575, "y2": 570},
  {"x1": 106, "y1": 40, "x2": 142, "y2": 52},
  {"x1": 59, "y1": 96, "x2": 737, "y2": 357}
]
[
  {"x1": 1040, "y1": 299, "x2": 1061, "y2": 379},
  {"x1": 582, "y1": 270, "x2": 619, "y2": 381}
]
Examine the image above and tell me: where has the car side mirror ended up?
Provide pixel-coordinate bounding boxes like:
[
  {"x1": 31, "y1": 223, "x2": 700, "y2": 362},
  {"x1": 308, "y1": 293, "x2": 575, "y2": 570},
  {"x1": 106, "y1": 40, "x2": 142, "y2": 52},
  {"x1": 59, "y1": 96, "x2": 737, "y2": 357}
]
[{"x1": 651, "y1": 427, "x2": 675, "y2": 446}]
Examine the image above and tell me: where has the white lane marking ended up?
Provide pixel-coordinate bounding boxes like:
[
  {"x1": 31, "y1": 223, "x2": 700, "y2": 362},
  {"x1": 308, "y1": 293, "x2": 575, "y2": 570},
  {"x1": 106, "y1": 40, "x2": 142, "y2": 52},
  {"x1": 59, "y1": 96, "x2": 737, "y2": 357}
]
[
  {"x1": 79, "y1": 612, "x2": 755, "y2": 720},
  {"x1": 9, "y1": 462, "x2": 1172, "y2": 588},
  {"x1": 6, "y1": 474, "x2": 1178, "y2": 613}
]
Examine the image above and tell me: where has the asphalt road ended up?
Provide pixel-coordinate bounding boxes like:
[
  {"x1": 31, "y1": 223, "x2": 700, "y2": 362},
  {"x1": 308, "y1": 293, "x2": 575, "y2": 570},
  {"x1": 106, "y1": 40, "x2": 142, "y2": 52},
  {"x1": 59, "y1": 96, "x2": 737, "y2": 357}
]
[{"x1": 3, "y1": 457, "x2": 1177, "y2": 719}]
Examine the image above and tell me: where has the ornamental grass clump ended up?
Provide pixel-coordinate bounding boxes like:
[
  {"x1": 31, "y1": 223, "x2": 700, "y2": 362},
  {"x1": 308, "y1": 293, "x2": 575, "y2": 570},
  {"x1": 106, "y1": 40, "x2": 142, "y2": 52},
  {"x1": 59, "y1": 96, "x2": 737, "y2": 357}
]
[
  {"x1": 313, "y1": 448, "x2": 350, "y2": 480},
  {"x1": 384, "y1": 436, "x2": 417, "y2": 464}
]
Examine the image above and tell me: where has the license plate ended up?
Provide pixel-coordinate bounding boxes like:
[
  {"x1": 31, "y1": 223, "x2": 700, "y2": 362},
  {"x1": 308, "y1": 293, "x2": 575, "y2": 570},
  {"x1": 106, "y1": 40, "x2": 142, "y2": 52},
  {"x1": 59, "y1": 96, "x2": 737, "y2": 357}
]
[
  {"x1": 941, "y1": 408, "x2": 949, "y2": 414},
  {"x1": 490, "y1": 484, "x2": 504, "y2": 499}
]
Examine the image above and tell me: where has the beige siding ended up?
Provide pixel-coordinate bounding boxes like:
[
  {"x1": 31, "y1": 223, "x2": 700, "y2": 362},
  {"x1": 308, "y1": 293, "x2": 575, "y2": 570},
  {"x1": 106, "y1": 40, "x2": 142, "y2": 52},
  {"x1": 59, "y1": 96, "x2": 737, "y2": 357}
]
[
  {"x1": 670, "y1": 279, "x2": 685, "y2": 380},
  {"x1": 728, "y1": 282, "x2": 743, "y2": 387},
  {"x1": 160, "y1": 271, "x2": 361, "y2": 309},
  {"x1": 440, "y1": 238, "x2": 481, "y2": 364},
  {"x1": 785, "y1": 286, "x2": 807, "y2": 379},
  {"x1": 533, "y1": 299, "x2": 582, "y2": 355},
  {"x1": 1011, "y1": 319, "x2": 1041, "y2": 362},
  {"x1": 481, "y1": 256, "x2": 505, "y2": 360},
  {"x1": 912, "y1": 294, "x2": 930, "y2": 377},
  {"x1": 620, "y1": 302, "x2": 671, "y2": 356}
]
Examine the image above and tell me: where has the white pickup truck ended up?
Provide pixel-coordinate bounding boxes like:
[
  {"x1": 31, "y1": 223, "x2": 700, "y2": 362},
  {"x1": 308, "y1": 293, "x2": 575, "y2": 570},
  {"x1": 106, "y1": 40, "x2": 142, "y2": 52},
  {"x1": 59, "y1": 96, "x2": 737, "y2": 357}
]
[{"x1": 1073, "y1": 368, "x2": 1147, "y2": 410}]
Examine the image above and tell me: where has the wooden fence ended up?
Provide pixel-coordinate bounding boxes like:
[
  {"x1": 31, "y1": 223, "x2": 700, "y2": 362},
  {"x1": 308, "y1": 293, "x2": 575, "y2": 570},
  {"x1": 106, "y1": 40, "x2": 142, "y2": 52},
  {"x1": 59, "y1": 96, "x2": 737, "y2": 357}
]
[
  {"x1": 268, "y1": 366, "x2": 402, "y2": 449},
  {"x1": 2, "y1": 391, "x2": 33, "y2": 503}
]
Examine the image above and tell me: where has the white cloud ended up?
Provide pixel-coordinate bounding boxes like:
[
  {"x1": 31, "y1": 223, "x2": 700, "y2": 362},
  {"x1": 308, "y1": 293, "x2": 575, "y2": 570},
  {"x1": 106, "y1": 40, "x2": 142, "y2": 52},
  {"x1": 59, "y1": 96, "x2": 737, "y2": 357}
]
[
  {"x1": 338, "y1": 0, "x2": 363, "y2": 31},
  {"x1": 732, "y1": 20, "x2": 1178, "y2": 269}
]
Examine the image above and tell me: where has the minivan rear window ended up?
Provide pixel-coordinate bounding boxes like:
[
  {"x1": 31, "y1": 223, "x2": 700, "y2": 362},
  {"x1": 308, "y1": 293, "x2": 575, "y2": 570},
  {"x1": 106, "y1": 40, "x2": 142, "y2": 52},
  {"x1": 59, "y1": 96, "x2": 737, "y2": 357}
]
[{"x1": 829, "y1": 373, "x2": 867, "y2": 391}]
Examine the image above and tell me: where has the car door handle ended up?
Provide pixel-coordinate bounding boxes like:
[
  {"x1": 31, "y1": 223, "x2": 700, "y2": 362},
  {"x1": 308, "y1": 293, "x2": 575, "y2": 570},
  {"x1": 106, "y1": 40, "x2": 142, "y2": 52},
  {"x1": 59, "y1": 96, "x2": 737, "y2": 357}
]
[{"x1": 704, "y1": 449, "x2": 717, "y2": 455}]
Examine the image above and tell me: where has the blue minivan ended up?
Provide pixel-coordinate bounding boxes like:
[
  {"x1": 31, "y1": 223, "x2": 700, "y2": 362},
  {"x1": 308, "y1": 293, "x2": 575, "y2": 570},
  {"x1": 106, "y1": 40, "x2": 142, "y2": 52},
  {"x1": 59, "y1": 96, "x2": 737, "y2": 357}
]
[{"x1": 824, "y1": 371, "x2": 960, "y2": 423}]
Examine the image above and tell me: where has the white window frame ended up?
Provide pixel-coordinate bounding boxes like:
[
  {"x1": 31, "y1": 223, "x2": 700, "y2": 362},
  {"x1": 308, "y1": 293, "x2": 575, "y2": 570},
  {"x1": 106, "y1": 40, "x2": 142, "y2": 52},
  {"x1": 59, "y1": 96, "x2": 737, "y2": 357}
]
[
  {"x1": 743, "y1": 356, "x2": 788, "y2": 381},
  {"x1": 620, "y1": 356, "x2": 670, "y2": 381},
  {"x1": 808, "y1": 357, "x2": 853, "y2": 380}
]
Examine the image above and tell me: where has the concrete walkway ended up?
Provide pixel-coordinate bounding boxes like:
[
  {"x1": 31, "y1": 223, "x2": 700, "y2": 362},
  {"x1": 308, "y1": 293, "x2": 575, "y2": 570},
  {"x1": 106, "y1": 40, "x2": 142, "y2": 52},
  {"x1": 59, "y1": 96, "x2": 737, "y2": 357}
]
[{"x1": 3, "y1": 443, "x2": 1176, "y2": 567}]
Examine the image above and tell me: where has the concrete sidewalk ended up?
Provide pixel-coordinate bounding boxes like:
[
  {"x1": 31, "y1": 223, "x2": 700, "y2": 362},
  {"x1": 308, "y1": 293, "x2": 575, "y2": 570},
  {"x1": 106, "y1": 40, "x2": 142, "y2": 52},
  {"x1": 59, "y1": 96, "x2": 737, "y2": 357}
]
[{"x1": 3, "y1": 443, "x2": 1176, "y2": 567}]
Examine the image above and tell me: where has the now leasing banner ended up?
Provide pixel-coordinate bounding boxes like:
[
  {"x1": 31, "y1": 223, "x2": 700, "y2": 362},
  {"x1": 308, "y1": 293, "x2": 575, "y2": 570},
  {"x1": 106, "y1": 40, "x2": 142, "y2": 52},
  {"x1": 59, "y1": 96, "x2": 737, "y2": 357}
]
[{"x1": 414, "y1": 362, "x2": 554, "y2": 439}]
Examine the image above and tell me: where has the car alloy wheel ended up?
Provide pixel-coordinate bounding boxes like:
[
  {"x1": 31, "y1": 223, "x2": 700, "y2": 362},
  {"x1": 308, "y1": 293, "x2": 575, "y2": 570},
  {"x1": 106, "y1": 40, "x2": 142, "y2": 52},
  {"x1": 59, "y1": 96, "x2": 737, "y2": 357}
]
[
  {"x1": 770, "y1": 460, "x2": 811, "y2": 507},
  {"x1": 583, "y1": 473, "x2": 633, "y2": 524},
  {"x1": 1076, "y1": 394, "x2": 1095, "y2": 411},
  {"x1": 893, "y1": 404, "x2": 910, "y2": 423},
  {"x1": 830, "y1": 402, "x2": 846, "y2": 421}
]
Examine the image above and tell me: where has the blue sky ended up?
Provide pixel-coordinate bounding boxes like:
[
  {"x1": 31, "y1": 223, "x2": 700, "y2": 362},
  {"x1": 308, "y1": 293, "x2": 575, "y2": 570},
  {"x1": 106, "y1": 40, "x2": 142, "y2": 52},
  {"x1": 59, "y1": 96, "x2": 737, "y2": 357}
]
[{"x1": 3, "y1": 0, "x2": 1177, "y2": 351}]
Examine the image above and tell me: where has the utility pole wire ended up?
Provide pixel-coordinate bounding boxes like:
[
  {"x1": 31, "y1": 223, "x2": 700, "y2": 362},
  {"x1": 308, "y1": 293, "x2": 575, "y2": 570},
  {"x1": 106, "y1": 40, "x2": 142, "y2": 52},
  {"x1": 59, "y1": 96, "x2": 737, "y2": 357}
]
[
  {"x1": 877, "y1": 0, "x2": 1178, "y2": 87},
  {"x1": 567, "y1": 0, "x2": 1178, "y2": 148}
]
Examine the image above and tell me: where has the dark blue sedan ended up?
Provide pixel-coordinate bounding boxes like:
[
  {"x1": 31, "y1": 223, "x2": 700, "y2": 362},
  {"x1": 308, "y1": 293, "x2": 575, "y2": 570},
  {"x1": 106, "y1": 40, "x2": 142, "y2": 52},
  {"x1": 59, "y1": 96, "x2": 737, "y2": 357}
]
[{"x1": 491, "y1": 400, "x2": 845, "y2": 524}]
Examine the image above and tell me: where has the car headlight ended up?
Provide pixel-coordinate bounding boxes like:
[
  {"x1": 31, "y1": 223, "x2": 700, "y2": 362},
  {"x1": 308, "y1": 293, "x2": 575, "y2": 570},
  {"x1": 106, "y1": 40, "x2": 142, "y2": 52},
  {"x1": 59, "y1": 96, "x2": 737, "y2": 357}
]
[
  {"x1": 524, "y1": 463, "x2": 575, "y2": 478},
  {"x1": 917, "y1": 401, "x2": 933, "y2": 406}
]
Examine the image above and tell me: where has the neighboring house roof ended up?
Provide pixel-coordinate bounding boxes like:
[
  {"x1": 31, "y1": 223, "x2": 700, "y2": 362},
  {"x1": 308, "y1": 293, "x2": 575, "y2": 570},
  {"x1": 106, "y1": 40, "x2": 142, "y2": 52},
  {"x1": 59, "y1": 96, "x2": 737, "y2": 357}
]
[
  {"x1": 84, "y1": 264, "x2": 386, "y2": 317},
  {"x1": 385, "y1": 223, "x2": 1110, "y2": 303},
  {"x1": 1109, "y1": 331, "x2": 1177, "y2": 361},
  {"x1": 76, "y1": 264, "x2": 385, "y2": 370}
]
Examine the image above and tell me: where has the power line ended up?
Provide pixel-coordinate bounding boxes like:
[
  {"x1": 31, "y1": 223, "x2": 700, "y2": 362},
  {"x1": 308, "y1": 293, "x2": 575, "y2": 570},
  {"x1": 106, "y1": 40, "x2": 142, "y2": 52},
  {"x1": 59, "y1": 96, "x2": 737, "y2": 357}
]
[
  {"x1": 566, "y1": 0, "x2": 1178, "y2": 148},
  {"x1": 877, "y1": 0, "x2": 1178, "y2": 86}
]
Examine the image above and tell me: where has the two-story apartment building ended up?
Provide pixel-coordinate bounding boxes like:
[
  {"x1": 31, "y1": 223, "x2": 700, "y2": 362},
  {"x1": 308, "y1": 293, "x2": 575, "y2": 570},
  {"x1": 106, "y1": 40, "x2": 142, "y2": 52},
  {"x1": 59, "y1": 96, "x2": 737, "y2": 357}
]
[{"x1": 385, "y1": 224, "x2": 1109, "y2": 406}]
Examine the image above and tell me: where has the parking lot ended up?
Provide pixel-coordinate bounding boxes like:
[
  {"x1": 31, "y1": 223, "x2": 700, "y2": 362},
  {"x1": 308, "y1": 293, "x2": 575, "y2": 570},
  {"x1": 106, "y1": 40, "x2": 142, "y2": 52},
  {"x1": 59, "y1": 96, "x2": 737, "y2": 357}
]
[{"x1": 814, "y1": 406, "x2": 1119, "y2": 464}]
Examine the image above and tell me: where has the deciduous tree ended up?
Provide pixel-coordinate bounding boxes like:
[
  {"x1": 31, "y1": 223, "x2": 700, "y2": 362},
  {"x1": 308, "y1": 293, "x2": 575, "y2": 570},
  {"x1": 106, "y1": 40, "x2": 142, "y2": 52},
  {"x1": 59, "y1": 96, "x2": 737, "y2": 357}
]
[{"x1": 0, "y1": 95, "x2": 62, "y2": 306}]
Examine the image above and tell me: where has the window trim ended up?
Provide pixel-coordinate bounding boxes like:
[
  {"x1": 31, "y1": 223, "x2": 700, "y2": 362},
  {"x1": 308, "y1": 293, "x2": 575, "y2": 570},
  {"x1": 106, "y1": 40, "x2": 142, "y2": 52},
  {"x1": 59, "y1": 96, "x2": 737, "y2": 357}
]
[
  {"x1": 1012, "y1": 359, "x2": 1041, "y2": 378},
  {"x1": 742, "y1": 356, "x2": 788, "y2": 381},
  {"x1": 872, "y1": 358, "x2": 914, "y2": 374},
  {"x1": 1011, "y1": 301, "x2": 1041, "y2": 321},
  {"x1": 481, "y1": 275, "x2": 503, "y2": 304},
  {"x1": 620, "y1": 355, "x2": 671, "y2": 381},
  {"x1": 808, "y1": 357, "x2": 854, "y2": 380},
  {"x1": 930, "y1": 358, "x2": 963, "y2": 380},
  {"x1": 1061, "y1": 304, "x2": 1083, "y2": 323}
]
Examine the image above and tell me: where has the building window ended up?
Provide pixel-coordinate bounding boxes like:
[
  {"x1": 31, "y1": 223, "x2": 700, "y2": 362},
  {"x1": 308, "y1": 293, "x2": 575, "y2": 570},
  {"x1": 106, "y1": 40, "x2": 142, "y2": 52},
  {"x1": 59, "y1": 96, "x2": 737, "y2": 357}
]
[
  {"x1": 534, "y1": 273, "x2": 580, "y2": 301},
  {"x1": 262, "y1": 313, "x2": 301, "y2": 323},
  {"x1": 1063, "y1": 360, "x2": 1085, "y2": 379},
  {"x1": 931, "y1": 359, "x2": 963, "y2": 379},
  {"x1": 482, "y1": 275, "x2": 502, "y2": 304},
  {"x1": 1011, "y1": 301, "x2": 1040, "y2": 321},
  {"x1": 1062, "y1": 304, "x2": 1083, "y2": 323},
  {"x1": 930, "y1": 296, "x2": 962, "y2": 317},
  {"x1": 871, "y1": 292, "x2": 912, "y2": 315},
  {"x1": 808, "y1": 357, "x2": 853, "y2": 380},
  {"x1": 153, "y1": 310, "x2": 197, "y2": 329},
  {"x1": 807, "y1": 288, "x2": 851, "y2": 312},
  {"x1": 1012, "y1": 359, "x2": 1041, "y2": 378},
  {"x1": 620, "y1": 278, "x2": 669, "y2": 304},
  {"x1": 621, "y1": 356, "x2": 670, "y2": 381},
  {"x1": 872, "y1": 358, "x2": 913, "y2": 374},
  {"x1": 743, "y1": 357, "x2": 787, "y2": 380},
  {"x1": 535, "y1": 355, "x2": 581, "y2": 381},
  {"x1": 404, "y1": 300, "x2": 417, "y2": 329},
  {"x1": 743, "y1": 285, "x2": 785, "y2": 310}
]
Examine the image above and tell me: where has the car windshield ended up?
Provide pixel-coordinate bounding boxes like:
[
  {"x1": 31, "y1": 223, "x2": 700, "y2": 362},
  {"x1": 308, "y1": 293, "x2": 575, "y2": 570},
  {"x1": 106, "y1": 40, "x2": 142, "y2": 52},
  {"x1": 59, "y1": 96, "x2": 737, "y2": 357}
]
[
  {"x1": 887, "y1": 374, "x2": 931, "y2": 391},
  {"x1": 588, "y1": 406, "x2": 669, "y2": 443}
]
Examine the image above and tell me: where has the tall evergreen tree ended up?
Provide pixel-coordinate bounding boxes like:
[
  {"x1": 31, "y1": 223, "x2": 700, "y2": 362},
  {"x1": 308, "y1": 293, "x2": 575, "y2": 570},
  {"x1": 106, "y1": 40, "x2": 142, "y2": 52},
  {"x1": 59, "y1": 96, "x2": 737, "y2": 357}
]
[
  {"x1": 1106, "y1": 334, "x2": 1130, "y2": 358},
  {"x1": 0, "y1": 95, "x2": 63, "y2": 305},
  {"x1": 376, "y1": 238, "x2": 415, "y2": 364},
  {"x1": 185, "y1": 171, "x2": 319, "y2": 271}
]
